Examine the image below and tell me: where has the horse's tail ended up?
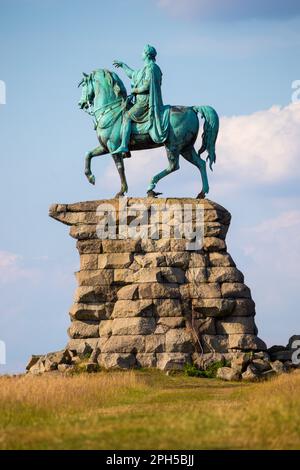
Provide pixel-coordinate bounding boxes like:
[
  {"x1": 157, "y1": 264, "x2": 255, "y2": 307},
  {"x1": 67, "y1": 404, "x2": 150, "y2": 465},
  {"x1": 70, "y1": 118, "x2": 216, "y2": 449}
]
[{"x1": 193, "y1": 105, "x2": 219, "y2": 171}]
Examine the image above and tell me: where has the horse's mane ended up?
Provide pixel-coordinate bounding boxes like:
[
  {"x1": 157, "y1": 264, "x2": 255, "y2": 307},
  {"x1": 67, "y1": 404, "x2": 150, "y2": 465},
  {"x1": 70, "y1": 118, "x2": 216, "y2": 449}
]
[{"x1": 94, "y1": 69, "x2": 127, "y2": 99}]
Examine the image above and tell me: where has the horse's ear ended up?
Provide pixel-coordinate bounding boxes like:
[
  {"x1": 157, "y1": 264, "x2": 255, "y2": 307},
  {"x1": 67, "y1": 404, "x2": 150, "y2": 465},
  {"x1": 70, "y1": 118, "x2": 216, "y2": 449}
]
[
  {"x1": 110, "y1": 71, "x2": 124, "y2": 97},
  {"x1": 78, "y1": 78, "x2": 84, "y2": 88},
  {"x1": 113, "y1": 83, "x2": 121, "y2": 96},
  {"x1": 111, "y1": 71, "x2": 127, "y2": 98},
  {"x1": 83, "y1": 72, "x2": 88, "y2": 77},
  {"x1": 104, "y1": 69, "x2": 113, "y2": 87}
]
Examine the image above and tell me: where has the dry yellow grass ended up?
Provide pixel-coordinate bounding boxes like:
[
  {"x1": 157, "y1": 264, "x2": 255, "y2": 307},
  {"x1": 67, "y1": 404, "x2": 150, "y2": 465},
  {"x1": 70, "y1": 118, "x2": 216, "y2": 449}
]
[
  {"x1": 0, "y1": 371, "x2": 141, "y2": 412},
  {"x1": 0, "y1": 370, "x2": 299, "y2": 450}
]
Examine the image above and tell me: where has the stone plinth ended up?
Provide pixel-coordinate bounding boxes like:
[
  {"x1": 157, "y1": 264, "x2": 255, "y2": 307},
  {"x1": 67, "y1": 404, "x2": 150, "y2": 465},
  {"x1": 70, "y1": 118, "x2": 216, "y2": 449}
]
[{"x1": 49, "y1": 198, "x2": 266, "y2": 370}]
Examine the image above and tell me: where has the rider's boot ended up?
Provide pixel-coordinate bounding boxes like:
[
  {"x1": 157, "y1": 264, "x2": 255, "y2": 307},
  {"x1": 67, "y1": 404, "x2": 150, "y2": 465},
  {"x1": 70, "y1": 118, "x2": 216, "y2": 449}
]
[{"x1": 112, "y1": 116, "x2": 132, "y2": 156}]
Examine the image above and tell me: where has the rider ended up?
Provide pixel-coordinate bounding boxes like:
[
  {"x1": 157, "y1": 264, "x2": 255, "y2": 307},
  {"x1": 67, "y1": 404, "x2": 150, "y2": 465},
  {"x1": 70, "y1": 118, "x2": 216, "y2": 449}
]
[{"x1": 112, "y1": 44, "x2": 169, "y2": 156}]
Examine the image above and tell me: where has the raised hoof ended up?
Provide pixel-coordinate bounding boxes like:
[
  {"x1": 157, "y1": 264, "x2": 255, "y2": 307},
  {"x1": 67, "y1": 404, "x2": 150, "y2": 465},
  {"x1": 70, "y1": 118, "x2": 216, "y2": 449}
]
[
  {"x1": 147, "y1": 190, "x2": 163, "y2": 198},
  {"x1": 87, "y1": 174, "x2": 95, "y2": 185},
  {"x1": 196, "y1": 191, "x2": 206, "y2": 199}
]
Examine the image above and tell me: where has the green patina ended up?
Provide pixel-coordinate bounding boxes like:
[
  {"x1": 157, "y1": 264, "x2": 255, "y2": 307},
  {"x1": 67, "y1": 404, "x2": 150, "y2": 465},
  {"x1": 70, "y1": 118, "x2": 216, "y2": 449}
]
[{"x1": 78, "y1": 44, "x2": 219, "y2": 198}]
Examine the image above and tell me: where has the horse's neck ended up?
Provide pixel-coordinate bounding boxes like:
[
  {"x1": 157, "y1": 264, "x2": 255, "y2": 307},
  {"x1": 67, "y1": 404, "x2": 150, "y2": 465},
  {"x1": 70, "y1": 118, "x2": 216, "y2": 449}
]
[{"x1": 94, "y1": 87, "x2": 118, "y2": 111}]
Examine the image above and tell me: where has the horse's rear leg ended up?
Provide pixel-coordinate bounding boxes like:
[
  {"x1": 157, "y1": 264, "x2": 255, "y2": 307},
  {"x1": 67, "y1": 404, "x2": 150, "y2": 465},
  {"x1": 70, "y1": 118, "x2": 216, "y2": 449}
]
[
  {"x1": 85, "y1": 144, "x2": 107, "y2": 185},
  {"x1": 181, "y1": 147, "x2": 209, "y2": 198},
  {"x1": 147, "y1": 147, "x2": 180, "y2": 197}
]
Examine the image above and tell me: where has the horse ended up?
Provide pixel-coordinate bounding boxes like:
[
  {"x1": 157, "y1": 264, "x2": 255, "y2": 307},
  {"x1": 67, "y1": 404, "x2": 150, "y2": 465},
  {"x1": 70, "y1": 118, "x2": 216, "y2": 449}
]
[{"x1": 78, "y1": 69, "x2": 219, "y2": 198}]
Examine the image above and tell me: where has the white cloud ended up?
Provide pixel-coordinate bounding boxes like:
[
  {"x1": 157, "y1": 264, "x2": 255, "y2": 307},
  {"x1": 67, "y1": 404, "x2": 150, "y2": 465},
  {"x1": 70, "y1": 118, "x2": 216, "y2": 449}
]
[
  {"x1": 231, "y1": 208, "x2": 300, "y2": 346},
  {"x1": 218, "y1": 103, "x2": 300, "y2": 184},
  {"x1": 0, "y1": 251, "x2": 38, "y2": 284},
  {"x1": 241, "y1": 210, "x2": 300, "y2": 280},
  {"x1": 251, "y1": 210, "x2": 300, "y2": 234}
]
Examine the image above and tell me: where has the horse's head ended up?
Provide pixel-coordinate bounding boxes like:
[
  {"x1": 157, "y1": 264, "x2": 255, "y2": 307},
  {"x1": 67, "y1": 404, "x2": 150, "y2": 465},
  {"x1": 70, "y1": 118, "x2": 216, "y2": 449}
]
[
  {"x1": 78, "y1": 69, "x2": 127, "y2": 110},
  {"x1": 78, "y1": 72, "x2": 94, "y2": 109}
]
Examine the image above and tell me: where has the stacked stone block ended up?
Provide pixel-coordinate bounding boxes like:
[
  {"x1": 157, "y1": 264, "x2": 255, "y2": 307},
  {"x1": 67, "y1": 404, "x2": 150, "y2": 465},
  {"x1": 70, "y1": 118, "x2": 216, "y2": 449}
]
[{"x1": 49, "y1": 198, "x2": 266, "y2": 370}]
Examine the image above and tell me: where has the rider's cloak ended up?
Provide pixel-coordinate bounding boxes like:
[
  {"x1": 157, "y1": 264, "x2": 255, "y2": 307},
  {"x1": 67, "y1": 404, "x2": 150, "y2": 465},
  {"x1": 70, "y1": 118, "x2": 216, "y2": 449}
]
[
  {"x1": 131, "y1": 62, "x2": 170, "y2": 143},
  {"x1": 147, "y1": 62, "x2": 170, "y2": 143}
]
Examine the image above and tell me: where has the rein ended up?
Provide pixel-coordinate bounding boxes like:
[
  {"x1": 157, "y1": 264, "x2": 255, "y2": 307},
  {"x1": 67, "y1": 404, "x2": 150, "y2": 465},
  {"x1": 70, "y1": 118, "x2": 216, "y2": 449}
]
[
  {"x1": 93, "y1": 97, "x2": 123, "y2": 116},
  {"x1": 85, "y1": 97, "x2": 124, "y2": 130}
]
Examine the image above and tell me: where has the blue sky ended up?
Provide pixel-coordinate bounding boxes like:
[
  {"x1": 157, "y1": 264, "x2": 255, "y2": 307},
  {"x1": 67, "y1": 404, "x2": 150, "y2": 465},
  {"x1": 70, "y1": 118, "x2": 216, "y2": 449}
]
[{"x1": 0, "y1": 0, "x2": 300, "y2": 373}]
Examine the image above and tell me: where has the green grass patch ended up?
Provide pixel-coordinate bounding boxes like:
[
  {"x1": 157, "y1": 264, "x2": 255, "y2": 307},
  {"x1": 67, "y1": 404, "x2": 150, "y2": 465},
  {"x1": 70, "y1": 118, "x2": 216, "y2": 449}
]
[{"x1": 0, "y1": 370, "x2": 299, "y2": 450}]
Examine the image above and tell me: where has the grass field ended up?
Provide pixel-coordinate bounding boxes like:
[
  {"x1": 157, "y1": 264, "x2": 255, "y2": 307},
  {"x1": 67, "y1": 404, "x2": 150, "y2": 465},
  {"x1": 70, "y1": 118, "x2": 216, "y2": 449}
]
[{"x1": 0, "y1": 370, "x2": 299, "y2": 450}]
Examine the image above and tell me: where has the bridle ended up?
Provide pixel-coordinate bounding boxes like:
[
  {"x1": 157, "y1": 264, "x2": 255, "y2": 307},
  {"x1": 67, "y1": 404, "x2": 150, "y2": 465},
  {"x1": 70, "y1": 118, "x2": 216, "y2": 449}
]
[{"x1": 81, "y1": 75, "x2": 125, "y2": 129}]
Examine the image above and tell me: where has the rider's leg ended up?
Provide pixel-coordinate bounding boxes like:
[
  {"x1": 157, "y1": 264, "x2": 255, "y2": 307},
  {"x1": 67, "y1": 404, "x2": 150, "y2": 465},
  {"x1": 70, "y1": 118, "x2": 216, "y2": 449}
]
[{"x1": 112, "y1": 112, "x2": 132, "y2": 155}]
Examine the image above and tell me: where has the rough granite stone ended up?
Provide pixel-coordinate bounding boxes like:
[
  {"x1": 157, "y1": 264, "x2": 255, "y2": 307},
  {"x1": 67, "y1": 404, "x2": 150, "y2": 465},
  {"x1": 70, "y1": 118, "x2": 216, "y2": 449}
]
[
  {"x1": 221, "y1": 283, "x2": 251, "y2": 299},
  {"x1": 208, "y1": 252, "x2": 235, "y2": 267},
  {"x1": 80, "y1": 254, "x2": 98, "y2": 270},
  {"x1": 99, "y1": 319, "x2": 114, "y2": 337},
  {"x1": 139, "y1": 283, "x2": 180, "y2": 299},
  {"x1": 136, "y1": 353, "x2": 157, "y2": 368},
  {"x1": 68, "y1": 320, "x2": 100, "y2": 339},
  {"x1": 242, "y1": 364, "x2": 261, "y2": 381},
  {"x1": 111, "y1": 317, "x2": 156, "y2": 336},
  {"x1": 192, "y1": 298, "x2": 236, "y2": 317},
  {"x1": 208, "y1": 267, "x2": 244, "y2": 283},
  {"x1": 98, "y1": 253, "x2": 133, "y2": 269},
  {"x1": 67, "y1": 338, "x2": 99, "y2": 355},
  {"x1": 216, "y1": 317, "x2": 256, "y2": 335},
  {"x1": 99, "y1": 335, "x2": 145, "y2": 353},
  {"x1": 180, "y1": 283, "x2": 221, "y2": 299},
  {"x1": 98, "y1": 353, "x2": 136, "y2": 369},
  {"x1": 165, "y1": 329, "x2": 194, "y2": 353},
  {"x1": 145, "y1": 334, "x2": 165, "y2": 353},
  {"x1": 156, "y1": 353, "x2": 191, "y2": 371},
  {"x1": 155, "y1": 317, "x2": 185, "y2": 333},
  {"x1": 216, "y1": 367, "x2": 241, "y2": 381},
  {"x1": 153, "y1": 298, "x2": 182, "y2": 317},
  {"x1": 228, "y1": 334, "x2": 266, "y2": 351},
  {"x1": 69, "y1": 302, "x2": 114, "y2": 321},
  {"x1": 117, "y1": 284, "x2": 139, "y2": 300},
  {"x1": 112, "y1": 299, "x2": 153, "y2": 318}
]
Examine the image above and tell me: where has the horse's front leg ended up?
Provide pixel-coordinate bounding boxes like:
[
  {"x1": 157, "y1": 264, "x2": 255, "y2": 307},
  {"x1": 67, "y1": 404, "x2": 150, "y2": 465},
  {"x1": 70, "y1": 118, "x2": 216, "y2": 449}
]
[
  {"x1": 112, "y1": 154, "x2": 128, "y2": 197},
  {"x1": 85, "y1": 145, "x2": 107, "y2": 185},
  {"x1": 107, "y1": 138, "x2": 128, "y2": 197}
]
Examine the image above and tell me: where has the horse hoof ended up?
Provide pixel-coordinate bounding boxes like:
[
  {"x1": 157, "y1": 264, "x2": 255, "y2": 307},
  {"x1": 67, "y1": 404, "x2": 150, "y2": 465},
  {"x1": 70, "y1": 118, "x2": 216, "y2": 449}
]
[
  {"x1": 196, "y1": 191, "x2": 206, "y2": 199},
  {"x1": 122, "y1": 151, "x2": 131, "y2": 159},
  {"x1": 147, "y1": 190, "x2": 163, "y2": 198},
  {"x1": 88, "y1": 175, "x2": 95, "y2": 185}
]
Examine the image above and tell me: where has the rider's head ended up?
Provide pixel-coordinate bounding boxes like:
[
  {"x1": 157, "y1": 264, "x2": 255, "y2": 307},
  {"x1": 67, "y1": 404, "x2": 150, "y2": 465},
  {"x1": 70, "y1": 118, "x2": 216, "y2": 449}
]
[{"x1": 143, "y1": 44, "x2": 157, "y2": 62}]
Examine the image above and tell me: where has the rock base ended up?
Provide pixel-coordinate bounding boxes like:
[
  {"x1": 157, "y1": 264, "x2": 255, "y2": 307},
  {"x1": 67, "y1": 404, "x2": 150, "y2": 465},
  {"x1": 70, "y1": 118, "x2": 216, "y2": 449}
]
[
  {"x1": 28, "y1": 198, "x2": 269, "y2": 372},
  {"x1": 26, "y1": 344, "x2": 299, "y2": 380}
]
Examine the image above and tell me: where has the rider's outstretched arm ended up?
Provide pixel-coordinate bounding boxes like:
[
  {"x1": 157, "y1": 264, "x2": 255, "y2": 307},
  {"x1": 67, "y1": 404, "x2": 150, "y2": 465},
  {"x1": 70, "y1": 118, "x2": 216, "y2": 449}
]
[
  {"x1": 121, "y1": 63, "x2": 134, "y2": 79},
  {"x1": 113, "y1": 60, "x2": 134, "y2": 79}
]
